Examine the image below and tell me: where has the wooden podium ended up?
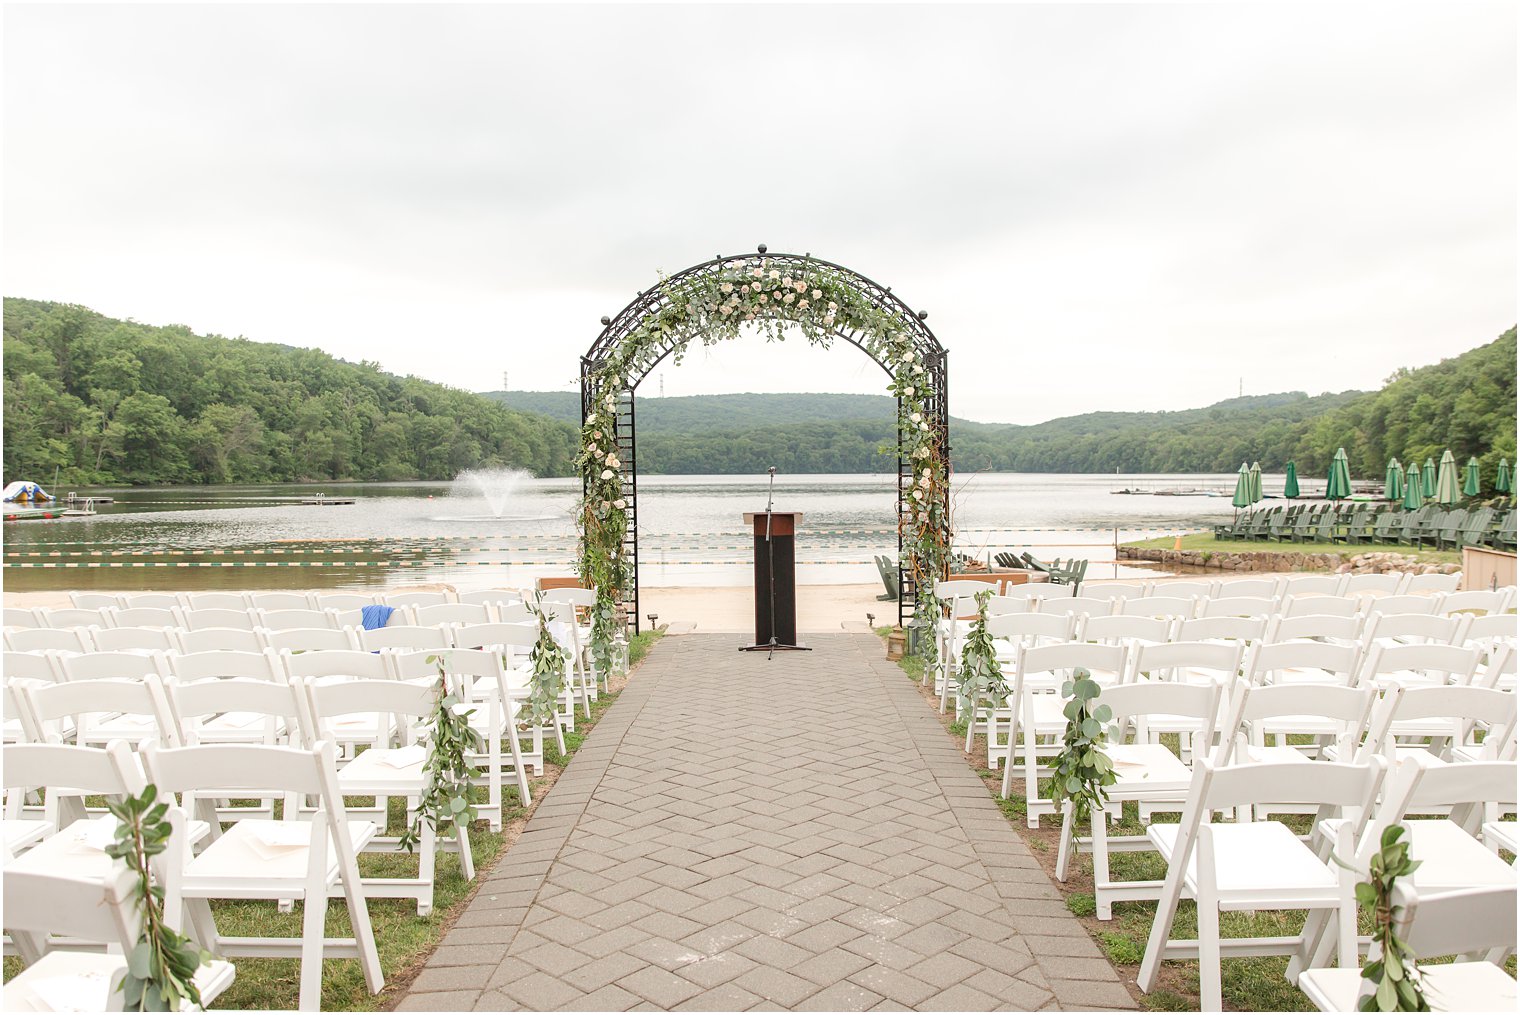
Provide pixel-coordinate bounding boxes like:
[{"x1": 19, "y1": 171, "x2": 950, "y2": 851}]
[{"x1": 739, "y1": 511, "x2": 809, "y2": 652}]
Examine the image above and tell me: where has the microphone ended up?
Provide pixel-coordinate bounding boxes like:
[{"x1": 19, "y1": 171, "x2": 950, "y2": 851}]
[{"x1": 768, "y1": 467, "x2": 776, "y2": 475}]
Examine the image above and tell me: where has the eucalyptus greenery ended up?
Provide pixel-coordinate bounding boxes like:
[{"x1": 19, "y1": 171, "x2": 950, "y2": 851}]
[
  {"x1": 955, "y1": 590, "x2": 1010, "y2": 717},
  {"x1": 398, "y1": 654, "x2": 482, "y2": 854},
  {"x1": 578, "y1": 254, "x2": 949, "y2": 669},
  {"x1": 105, "y1": 785, "x2": 213, "y2": 1012},
  {"x1": 525, "y1": 597, "x2": 568, "y2": 729},
  {"x1": 1356, "y1": 824, "x2": 1428, "y2": 1012},
  {"x1": 1048, "y1": 668, "x2": 1116, "y2": 824}
]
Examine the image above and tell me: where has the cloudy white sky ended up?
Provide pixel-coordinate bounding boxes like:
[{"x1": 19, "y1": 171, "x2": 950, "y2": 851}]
[{"x1": 3, "y1": 3, "x2": 1515, "y2": 424}]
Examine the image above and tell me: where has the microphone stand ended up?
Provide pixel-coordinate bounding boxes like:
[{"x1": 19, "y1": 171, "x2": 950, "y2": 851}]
[{"x1": 740, "y1": 467, "x2": 809, "y2": 656}]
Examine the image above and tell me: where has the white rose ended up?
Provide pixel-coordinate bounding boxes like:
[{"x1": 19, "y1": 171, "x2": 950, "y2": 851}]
[
  {"x1": 902, "y1": 351, "x2": 914, "y2": 362},
  {"x1": 782, "y1": 293, "x2": 795, "y2": 304},
  {"x1": 904, "y1": 386, "x2": 915, "y2": 396},
  {"x1": 769, "y1": 269, "x2": 780, "y2": 280},
  {"x1": 827, "y1": 302, "x2": 838, "y2": 312},
  {"x1": 601, "y1": 469, "x2": 614, "y2": 480},
  {"x1": 912, "y1": 364, "x2": 923, "y2": 374},
  {"x1": 798, "y1": 299, "x2": 809, "y2": 309},
  {"x1": 910, "y1": 412, "x2": 922, "y2": 423},
  {"x1": 912, "y1": 490, "x2": 923, "y2": 501},
  {"x1": 751, "y1": 281, "x2": 762, "y2": 292},
  {"x1": 751, "y1": 267, "x2": 764, "y2": 278},
  {"x1": 586, "y1": 413, "x2": 597, "y2": 425},
  {"x1": 920, "y1": 421, "x2": 930, "y2": 431},
  {"x1": 613, "y1": 499, "x2": 626, "y2": 509},
  {"x1": 758, "y1": 293, "x2": 768, "y2": 303},
  {"x1": 922, "y1": 469, "x2": 931, "y2": 479},
  {"x1": 823, "y1": 314, "x2": 835, "y2": 326},
  {"x1": 720, "y1": 282, "x2": 733, "y2": 294},
  {"x1": 720, "y1": 305, "x2": 731, "y2": 316},
  {"x1": 607, "y1": 456, "x2": 620, "y2": 469},
  {"x1": 812, "y1": 289, "x2": 822, "y2": 300}
]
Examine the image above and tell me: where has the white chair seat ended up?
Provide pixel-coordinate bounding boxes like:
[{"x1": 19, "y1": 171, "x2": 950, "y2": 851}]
[
  {"x1": 8, "y1": 816, "x2": 211, "y2": 879},
  {"x1": 1149, "y1": 821, "x2": 1339, "y2": 905},
  {"x1": 1270, "y1": 667, "x2": 1346, "y2": 685},
  {"x1": 1108, "y1": 743, "x2": 1193, "y2": 796},
  {"x1": 183, "y1": 818, "x2": 377, "y2": 896},
  {"x1": 1298, "y1": 962, "x2": 1517, "y2": 1013},
  {"x1": 1483, "y1": 821, "x2": 1517, "y2": 854},
  {"x1": 1403, "y1": 821, "x2": 1517, "y2": 890},
  {"x1": 196, "y1": 711, "x2": 285, "y2": 742},
  {"x1": 335, "y1": 747, "x2": 426, "y2": 796},
  {"x1": 2, "y1": 949, "x2": 237, "y2": 1012},
  {"x1": 3, "y1": 819, "x2": 52, "y2": 855},
  {"x1": 79, "y1": 713, "x2": 159, "y2": 742},
  {"x1": 1239, "y1": 744, "x2": 1314, "y2": 765}
]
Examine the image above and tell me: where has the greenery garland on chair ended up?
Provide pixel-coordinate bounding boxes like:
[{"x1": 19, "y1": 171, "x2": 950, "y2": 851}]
[
  {"x1": 398, "y1": 654, "x2": 481, "y2": 854},
  {"x1": 1356, "y1": 824, "x2": 1428, "y2": 1012},
  {"x1": 578, "y1": 253, "x2": 950, "y2": 668},
  {"x1": 525, "y1": 596, "x2": 568, "y2": 729},
  {"x1": 1048, "y1": 668, "x2": 1116, "y2": 825},
  {"x1": 106, "y1": 785, "x2": 213, "y2": 1012},
  {"x1": 955, "y1": 590, "x2": 1010, "y2": 747}
]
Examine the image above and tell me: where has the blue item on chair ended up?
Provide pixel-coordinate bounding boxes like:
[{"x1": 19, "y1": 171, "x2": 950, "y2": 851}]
[{"x1": 360, "y1": 604, "x2": 395, "y2": 630}]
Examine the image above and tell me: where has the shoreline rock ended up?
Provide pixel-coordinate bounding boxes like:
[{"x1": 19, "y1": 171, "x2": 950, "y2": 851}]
[{"x1": 1117, "y1": 546, "x2": 1461, "y2": 576}]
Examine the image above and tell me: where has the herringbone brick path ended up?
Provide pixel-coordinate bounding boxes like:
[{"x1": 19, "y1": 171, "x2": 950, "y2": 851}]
[{"x1": 398, "y1": 634, "x2": 1134, "y2": 1011}]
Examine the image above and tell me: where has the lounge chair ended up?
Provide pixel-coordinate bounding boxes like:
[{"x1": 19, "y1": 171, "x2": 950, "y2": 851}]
[{"x1": 1458, "y1": 507, "x2": 1494, "y2": 548}]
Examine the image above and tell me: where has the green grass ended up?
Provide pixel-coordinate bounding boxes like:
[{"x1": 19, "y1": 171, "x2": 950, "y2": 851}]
[{"x1": 1124, "y1": 531, "x2": 1461, "y2": 565}]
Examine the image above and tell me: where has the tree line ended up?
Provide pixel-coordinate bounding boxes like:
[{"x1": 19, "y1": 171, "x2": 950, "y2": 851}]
[{"x1": 2, "y1": 299, "x2": 578, "y2": 485}]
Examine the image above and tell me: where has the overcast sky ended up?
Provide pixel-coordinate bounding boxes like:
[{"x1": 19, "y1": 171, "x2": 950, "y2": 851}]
[{"x1": 4, "y1": 3, "x2": 1515, "y2": 424}]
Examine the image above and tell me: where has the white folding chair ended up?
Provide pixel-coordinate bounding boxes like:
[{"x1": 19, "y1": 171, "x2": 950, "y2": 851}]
[
  {"x1": 1281, "y1": 574, "x2": 1348, "y2": 598},
  {"x1": 258, "y1": 608, "x2": 339, "y2": 632},
  {"x1": 179, "y1": 627, "x2": 267, "y2": 654},
  {"x1": 929, "y1": 579, "x2": 989, "y2": 694},
  {"x1": 106, "y1": 606, "x2": 182, "y2": 629},
  {"x1": 182, "y1": 591, "x2": 251, "y2": 611},
  {"x1": 987, "y1": 586, "x2": 1045, "y2": 612},
  {"x1": 87, "y1": 626, "x2": 181, "y2": 654},
  {"x1": 3, "y1": 650, "x2": 63, "y2": 685},
  {"x1": 280, "y1": 650, "x2": 396, "y2": 755},
  {"x1": 1267, "y1": 612, "x2": 1364, "y2": 647},
  {"x1": 310, "y1": 592, "x2": 374, "y2": 611},
  {"x1": 973, "y1": 612, "x2": 1075, "y2": 764},
  {"x1": 495, "y1": 602, "x2": 533, "y2": 623},
  {"x1": 1341, "y1": 572, "x2": 1409, "y2": 597},
  {"x1": 451, "y1": 622, "x2": 569, "y2": 759},
  {"x1": 1356, "y1": 642, "x2": 1482, "y2": 691},
  {"x1": 1441, "y1": 589, "x2": 1516, "y2": 617},
  {"x1": 39, "y1": 608, "x2": 111, "y2": 631},
  {"x1": 67, "y1": 592, "x2": 121, "y2": 610},
  {"x1": 1056, "y1": 680, "x2": 1221, "y2": 921},
  {"x1": 20, "y1": 672, "x2": 177, "y2": 750},
  {"x1": 1079, "y1": 614, "x2": 1176, "y2": 650},
  {"x1": 412, "y1": 603, "x2": 493, "y2": 629},
  {"x1": 1285, "y1": 594, "x2": 1359, "y2": 619},
  {"x1": 1178, "y1": 615, "x2": 1269, "y2": 649},
  {"x1": 142, "y1": 741, "x2": 383, "y2": 1011},
  {"x1": 1247, "y1": 639, "x2": 1361, "y2": 688},
  {"x1": 1356, "y1": 593, "x2": 1437, "y2": 617},
  {"x1": 382, "y1": 590, "x2": 451, "y2": 609},
  {"x1": 3, "y1": 607, "x2": 40, "y2": 629},
  {"x1": 1081, "y1": 582, "x2": 1151, "y2": 603},
  {"x1": 1119, "y1": 596, "x2": 1198, "y2": 621},
  {"x1": 998, "y1": 641, "x2": 1129, "y2": 825},
  {"x1": 1363, "y1": 611, "x2": 1464, "y2": 650},
  {"x1": 263, "y1": 627, "x2": 357, "y2": 653},
  {"x1": 540, "y1": 599, "x2": 595, "y2": 715},
  {"x1": 1213, "y1": 577, "x2": 1279, "y2": 599},
  {"x1": 182, "y1": 608, "x2": 257, "y2": 632},
  {"x1": 1035, "y1": 595, "x2": 1115, "y2": 621},
  {"x1": 296, "y1": 679, "x2": 474, "y2": 916},
  {"x1": 1215, "y1": 681, "x2": 1376, "y2": 768},
  {"x1": 1149, "y1": 580, "x2": 1216, "y2": 599},
  {"x1": 1404, "y1": 572, "x2": 1464, "y2": 596},
  {"x1": 1298, "y1": 882, "x2": 1517, "y2": 1013},
  {"x1": 1136, "y1": 758, "x2": 1387, "y2": 1012},
  {"x1": 1361, "y1": 684, "x2": 1517, "y2": 766},
  {"x1": 119, "y1": 593, "x2": 181, "y2": 611},
  {"x1": 1200, "y1": 596, "x2": 1276, "y2": 619},
  {"x1": 456, "y1": 588, "x2": 525, "y2": 610},
  {"x1": 2, "y1": 740, "x2": 148, "y2": 874},
  {"x1": 250, "y1": 592, "x2": 317, "y2": 611},
  {"x1": 358, "y1": 624, "x2": 450, "y2": 652},
  {"x1": 1474, "y1": 643, "x2": 1517, "y2": 692},
  {"x1": 5, "y1": 627, "x2": 94, "y2": 654}
]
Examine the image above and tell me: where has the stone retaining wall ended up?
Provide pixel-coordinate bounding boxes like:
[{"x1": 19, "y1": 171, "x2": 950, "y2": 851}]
[{"x1": 1118, "y1": 546, "x2": 1461, "y2": 576}]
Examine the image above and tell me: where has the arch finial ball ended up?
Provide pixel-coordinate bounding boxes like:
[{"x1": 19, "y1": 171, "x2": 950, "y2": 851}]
[
  {"x1": 757, "y1": 243, "x2": 768, "y2": 254},
  {"x1": 600, "y1": 316, "x2": 611, "y2": 326},
  {"x1": 917, "y1": 310, "x2": 929, "y2": 321}
]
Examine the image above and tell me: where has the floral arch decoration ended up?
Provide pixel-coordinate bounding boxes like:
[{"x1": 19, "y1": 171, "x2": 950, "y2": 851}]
[{"x1": 578, "y1": 246, "x2": 951, "y2": 670}]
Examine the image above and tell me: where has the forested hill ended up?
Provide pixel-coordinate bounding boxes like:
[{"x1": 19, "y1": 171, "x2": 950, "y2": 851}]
[
  {"x1": 484, "y1": 327, "x2": 1516, "y2": 477},
  {"x1": 2, "y1": 299, "x2": 577, "y2": 484}
]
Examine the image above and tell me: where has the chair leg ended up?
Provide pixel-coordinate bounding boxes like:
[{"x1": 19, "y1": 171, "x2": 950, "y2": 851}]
[
  {"x1": 999, "y1": 716, "x2": 1018, "y2": 799},
  {"x1": 505, "y1": 715, "x2": 531, "y2": 809},
  {"x1": 299, "y1": 831, "x2": 328, "y2": 1012},
  {"x1": 457, "y1": 820, "x2": 474, "y2": 881},
  {"x1": 1023, "y1": 723, "x2": 1040, "y2": 828},
  {"x1": 1055, "y1": 800, "x2": 1075, "y2": 881},
  {"x1": 1195, "y1": 829, "x2": 1224, "y2": 1012},
  {"x1": 417, "y1": 815, "x2": 436, "y2": 916},
  {"x1": 1093, "y1": 808, "x2": 1113, "y2": 921}
]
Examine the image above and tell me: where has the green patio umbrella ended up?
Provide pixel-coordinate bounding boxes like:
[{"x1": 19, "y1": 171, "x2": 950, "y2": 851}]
[
  {"x1": 1326, "y1": 447, "x2": 1352, "y2": 501},
  {"x1": 1463, "y1": 456, "x2": 1481, "y2": 498},
  {"x1": 1283, "y1": 461, "x2": 1300, "y2": 498},
  {"x1": 1231, "y1": 462, "x2": 1252, "y2": 509},
  {"x1": 1422, "y1": 457, "x2": 1436, "y2": 498},
  {"x1": 1384, "y1": 457, "x2": 1403, "y2": 500},
  {"x1": 1248, "y1": 461, "x2": 1263, "y2": 504},
  {"x1": 1403, "y1": 460, "x2": 1424, "y2": 510},
  {"x1": 1497, "y1": 459, "x2": 1512, "y2": 494},
  {"x1": 1385, "y1": 458, "x2": 1404, "y2": 501},
  {"x1": 1435, "y1": 449, "x2": 1461, "y2": 505}
]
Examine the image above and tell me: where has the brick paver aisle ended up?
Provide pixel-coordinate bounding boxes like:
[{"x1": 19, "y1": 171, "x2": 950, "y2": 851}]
[{"x1": 399, "y1": 634, "x2": 1135, "y2": 1011}]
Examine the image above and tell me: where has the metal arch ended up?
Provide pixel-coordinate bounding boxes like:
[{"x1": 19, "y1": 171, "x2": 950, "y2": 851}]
[{"x1": 580, "y1": 250, "x2": 951, "y2": 634}]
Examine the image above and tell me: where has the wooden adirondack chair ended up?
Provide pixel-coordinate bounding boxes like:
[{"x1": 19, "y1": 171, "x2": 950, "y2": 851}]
[
  {"x1": 1245, "y1": 508, "x2": 1274, "y2": 540},
  {"x1": 1433, "y1": 508, "x2": 1468, "y2": 549},
  {"x1": 1409, "y1": 506, "x2": 1446, "y2": 548},
  {"x1": 1457, "y1": 507, "x2": 1494, "y2": 548},
  {"x1": 1049, "y1": 558, "x2": 1088, "y2": 590},
  {"x1": 874, "y1": 555, "x2": 899, "y2": 601},
  {"x1": 1267, "y1": 504, "x2": 1301, "y2": 542},
  {"x1": 1397, "y1": 505, "x2": 1432, "y2": 545},
  {"x1": 1370, "y1": 508, "x2": 1402, "y2": 544},
  {"x1": 1289, "y1": 505, "x2": 1323, "y2": 543},
  {"x1": 1494, "y1": 509, "x2": 1517, "y2": 550},
  {"x1": 1345, "y1": 506, "x2": 1380, "y2": 545}
]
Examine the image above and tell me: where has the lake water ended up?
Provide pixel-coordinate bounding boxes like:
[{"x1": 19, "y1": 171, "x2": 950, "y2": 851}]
[{"x1": 2, "y1": 473, "x2": 1247, "y2": 593}]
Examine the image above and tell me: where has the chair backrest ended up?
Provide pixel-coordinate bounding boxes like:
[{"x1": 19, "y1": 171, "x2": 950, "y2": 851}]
[
  {"x1": 496, "y1": 602, "x2": 533, "y2": 623},
  {"x1": 281, "y1": 649, "x2": 392, "y2": 681},
  {"x1": 1078, "y1": 614, "x2": 1174, "y2": 647},
  {"x1": 3, "y1": 607, "x2": 39, "y2": 629},
  {"x1": 1200, "y1": 596, "x2": 1276, "y2": 619},
  {"x1": 182, "y1": 591, "x2": 250, "y2": 611},
  {"x1": 390, "y1": 648, "x2": 504, "y2": 700},
  {"x1": 1015, "y1": 641, "x2": 1128, "y2": 689},
  {"x1": 68, "y1": 592, "x2": 121, "y2": 609},
  {"x1": 298, "y1": 678, "x2": 433, "y2": 747},
  {"x1": 1384, "y1": 755, "x2": 1517, "y2": 820},
  {"x1": 935, "y1": 579, "x2": 995, "y2": 604},
  {"x1": 540, "y1": 587, "x2": 596, "y2": 609},
  {"x1": 383, "y1": 590, "x2": 451, "y2": 609},
  {"x1": 1102, "y1": 680, "x2": 1221, "y2": 742},
  {"x1": 5, "y1": 627, "x2": 93, "y2": 653},
  {"x1": 169, "y1": 678, "x2": 305, "y2": 746},
  {"x1": 1357, "y1": 642, "x2": 1482, "y2": 688},
  {"x1": 169, "y1": 649, "x2": 282, "y2": 684},
  {"x1": 1215, "y1": 681, "x2": 1374, "y2": 763},
  {"x1": 1380, "y1": 683, "x2": 1516, "y2": 731},
  {"x1": 3, "y1": 862, "x2": 140, "y2": 951},
  {"x1": 982, "y1": 594, "x2": 1035, "y2": 616},
  {"x1": 61, "y1": 651, "x2": 164, "y2": 682},
  {"x1": 1284, "y1": 594, "x2": 1358, "y2": 618},
  {"x1": 359, "y1": 625, "x2": 451, "y2": 652},
  {"x1": 3, "y1": 650, "x2": 62, "y2": 684},
  {"x1": 1183, "y1": 756, "x2": 1385, "y2": 816},
  {"x1": 263, "y1": 627, "x2": 356, "y2": 653},
  {"x1": 1475, "y1": 643, "x2": 1516, "y2": 691},
  {"x1": 1213, "y1": 578, "x2": 1278, "y2": 599},
  {"x1": 456, "y1": 588, "x2": 524, "y2": 609},
  {"x1": 257, "y1": 608, "x2": 338, "y2": 631},
  {"x1": 1341, "y1": 573, "x2": 1409, "y2": 597},
  {"x1": 40, "y1": 608, "x2": 112, "y2": 630},
  {"x1": 1363, "y1": 611, "x2": 1463, "y2": 649},
  {"x1": 412, "y1": 603, "x2": 493, "y2": 628},
  {"x1": 1268, "y1": 613, "x2": 1363, "y2": 645},
  {"x1": 250, "y1": 592, "x2": 317, "y2": 611},
  {"x1": 451, "y1": 621, "x2": 539, "y2": 654},
  {"x1": 19, "y1": 675, "x2": 177, "y2": 747},
  {"x1": 1131, "y1": 640, "x2": 1243, "y2": 685},
  {"x1": 1118, "y1": 596, "x2": 1197, "y2": 620},
  {"x1": 1390, "y1": 882, "x2": 1519, "y2": 961},
  {"x1": 87, "y1": 626, "x2": 181, "y2": 654},
  {"x1": 119, "y1": 593, "x2": 180, "y2": 611},
  {"x1": 1036, "y1": 596, "x2": 1114, "y2": 619},
  {"x1": 311, "y1": 592, "x2": 377, "y2": 611},
  {"x1": 1403, "y1": 572, "x2": 1463, "y2": 596},
  {"x1": 107, "y1": 607, "x2": 181, "y2": 629},
  {"x1": 1151, "y1": 580, "x2": 1215, "y2": 600},
  {"x1": 1357, "y1": 594, "x2": 1436, "y2": 617},
  {"x1": 1081, "y1": 582, "x2": 1150, "y2": 603},
  {"x1": 1440, "y1": 589, "x2": 1515, "y2": 617},
  {"x1": 1280, "y1": 574, "x2": 1348, "y2": 598},
  {"x1": 1246, "y1": 639, "x2": 1361, "y2": 686},
  {"x1": 142, "y1": 740, "x2": 336, "y2": 800},
  {"x1": 992, "y1": 583, "x2": 1046, "y2": 602},
  {"x1": 1463, "y1": 613, "x2": 1517, "y2": 646},
  {"x1": 182, "y1": 608, "x2": 257, "y2": 632},
  {"x1": 985, "y1": 611, "x2": 1074, "y2": 645},
  {"x1": 177, "y1": 627, "x2": 266, "y2": 654},
  {"x1": 1177, "y1": 615, "x2": 1269, "y2": 645},
  {"x1": 3, "y1": 740, "x2": 144, "y2": 799}
]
